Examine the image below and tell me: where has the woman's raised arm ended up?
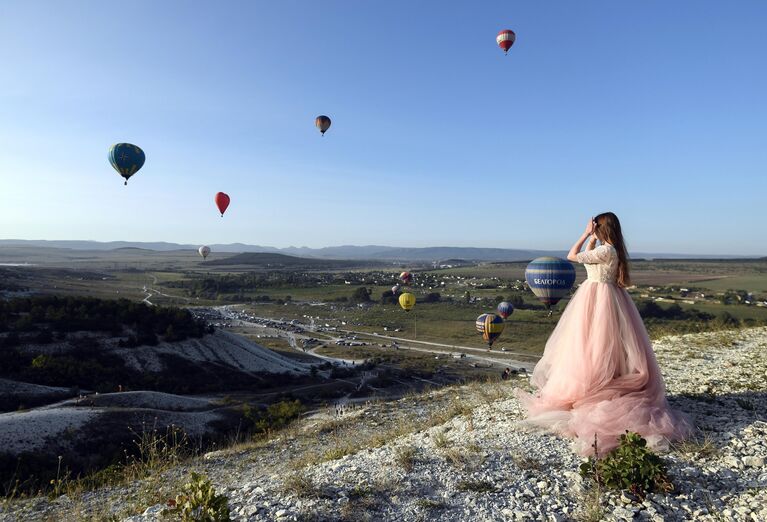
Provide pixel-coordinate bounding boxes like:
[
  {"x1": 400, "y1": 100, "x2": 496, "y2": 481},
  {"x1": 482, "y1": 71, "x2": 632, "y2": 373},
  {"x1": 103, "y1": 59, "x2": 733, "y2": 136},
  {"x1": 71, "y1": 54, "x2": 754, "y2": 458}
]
[{"x1": 567, "y1": 218, "x2": 595, "y2": 262}]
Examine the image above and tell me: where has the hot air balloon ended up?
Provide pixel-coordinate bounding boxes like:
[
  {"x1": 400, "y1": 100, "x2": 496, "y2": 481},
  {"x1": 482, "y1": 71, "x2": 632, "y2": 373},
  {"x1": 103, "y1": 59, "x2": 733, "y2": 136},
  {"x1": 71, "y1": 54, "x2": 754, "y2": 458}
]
[
  {"x1": 496, "y1": 29, "x2": 516, "y2": 55},
  {"x1": 215, "y1": 192, "x2": 230, "y2": 217},
  {"x1": 475, "y1": 313, "x2": 505, "y2": 348},
  {"x1": 198, "y1": 246, "x2": 211, "y2": 260},
  {"x1": 525, "y1": 257, "x2": 576, "y2": 311},
  {"x1": 315, "y1": 115, "x2": 331, "y2": 135},
  {"x1": 497, "y1": 301, "x2": 514, "y2": 319},
  {"x1": 391, "y1": 285, "x2": 401, "y2": 295},
  {"x1": 400, "y1": 271, "x2": 413, "y2": 285},
  {"x1": 399, "y1": 292, "x2": 416, "y2": 312},
  {"x1": 109, "y1": 143, "x2": 145, "y2": 185}
]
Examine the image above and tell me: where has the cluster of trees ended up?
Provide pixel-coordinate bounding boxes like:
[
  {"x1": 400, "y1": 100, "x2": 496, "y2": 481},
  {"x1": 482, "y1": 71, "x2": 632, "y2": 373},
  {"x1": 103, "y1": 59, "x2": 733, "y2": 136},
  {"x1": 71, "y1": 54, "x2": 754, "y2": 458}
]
[
  {"x1": 636, "y1": 300, "x2": 764, "y2": 328},
  {"x1": 165, "y1": 272, "x2": 325, "y2": 299},
  {"x1": 636, "y1": 301, "x2": 715, "y2": 321},
  {"x1": 0, "y1": 269, "x2": 26, "y2": 292},
  {"x1": 492, "y1": 293, "x2": 542, "y2": 310},
  {"x1": 241, "y1": 399, "x2": 305, "y2": 434},
  {"x1": 0, "y1": 341, "x2": 310, "y2": 397},
  {"x1": 378, "y1": 289, "x2": 442, "y2": 305},
  {"x1": 0, "y1": 296, "x2": 209, "y2": 345}
]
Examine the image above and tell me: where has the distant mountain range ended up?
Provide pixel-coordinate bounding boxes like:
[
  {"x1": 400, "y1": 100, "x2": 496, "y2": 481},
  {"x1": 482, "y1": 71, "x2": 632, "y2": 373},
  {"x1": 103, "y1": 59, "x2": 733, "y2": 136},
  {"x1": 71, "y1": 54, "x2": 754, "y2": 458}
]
[{"x1": 0, "y1": 239, "x2": 761, "y2": 262}]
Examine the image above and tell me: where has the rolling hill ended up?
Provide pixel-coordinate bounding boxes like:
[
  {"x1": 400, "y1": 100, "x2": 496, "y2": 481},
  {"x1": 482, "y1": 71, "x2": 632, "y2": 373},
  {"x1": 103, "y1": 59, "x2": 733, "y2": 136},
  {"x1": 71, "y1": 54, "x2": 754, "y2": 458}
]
[{"x1": 205, "y1": 252, "x2": 367, "y2": 268}]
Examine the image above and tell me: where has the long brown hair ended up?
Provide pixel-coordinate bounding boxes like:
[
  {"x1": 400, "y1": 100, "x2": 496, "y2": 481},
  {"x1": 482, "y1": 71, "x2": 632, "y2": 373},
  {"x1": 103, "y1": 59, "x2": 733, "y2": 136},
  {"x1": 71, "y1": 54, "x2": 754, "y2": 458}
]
[{"x1": 594, "y1": 212, "x2": 631, "y2": 287}]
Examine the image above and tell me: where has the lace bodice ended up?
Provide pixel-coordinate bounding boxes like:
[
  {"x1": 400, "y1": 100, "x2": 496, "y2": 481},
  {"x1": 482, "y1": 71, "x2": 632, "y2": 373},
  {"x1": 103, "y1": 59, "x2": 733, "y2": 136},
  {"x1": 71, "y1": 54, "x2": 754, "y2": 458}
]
[{"x1": 576, "y1": 244, "x2": 619, "y2": 284}]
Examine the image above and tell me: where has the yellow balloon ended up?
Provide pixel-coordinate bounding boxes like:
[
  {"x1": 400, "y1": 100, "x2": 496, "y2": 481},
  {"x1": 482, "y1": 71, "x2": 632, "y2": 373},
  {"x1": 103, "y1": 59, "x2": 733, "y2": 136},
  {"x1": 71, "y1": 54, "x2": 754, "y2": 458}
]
[{"x1": 398, "y1": 292, "x2": 416, "y2": 312}]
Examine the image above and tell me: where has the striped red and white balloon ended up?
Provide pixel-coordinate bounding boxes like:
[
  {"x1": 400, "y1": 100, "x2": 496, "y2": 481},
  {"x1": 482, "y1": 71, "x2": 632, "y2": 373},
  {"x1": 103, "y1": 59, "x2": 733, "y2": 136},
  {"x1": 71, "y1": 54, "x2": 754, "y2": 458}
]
[{"x1": 496, "y1": 29, "x2": 516, "y2": 54}]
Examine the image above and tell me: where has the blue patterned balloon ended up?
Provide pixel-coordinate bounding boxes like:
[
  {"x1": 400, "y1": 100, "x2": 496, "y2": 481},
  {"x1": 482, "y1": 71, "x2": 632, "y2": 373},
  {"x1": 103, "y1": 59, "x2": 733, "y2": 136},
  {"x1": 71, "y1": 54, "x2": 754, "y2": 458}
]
[
  {"x1": 497, "y1": 301, "x2": 514, "y2": 319},
  {"x1": 524, "y1": 257, "x2": 576, "y2": 307},
  {"x1": 109, "y1": 143, "x2": 145, "y2": 185}
]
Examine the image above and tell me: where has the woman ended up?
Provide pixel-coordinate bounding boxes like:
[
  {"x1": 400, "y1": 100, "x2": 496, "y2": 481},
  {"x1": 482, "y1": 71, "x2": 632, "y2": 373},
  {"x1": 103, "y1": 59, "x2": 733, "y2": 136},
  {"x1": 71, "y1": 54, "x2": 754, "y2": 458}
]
[{"x1": 517, "y1": 212, "x2": 691, "y2": 456}]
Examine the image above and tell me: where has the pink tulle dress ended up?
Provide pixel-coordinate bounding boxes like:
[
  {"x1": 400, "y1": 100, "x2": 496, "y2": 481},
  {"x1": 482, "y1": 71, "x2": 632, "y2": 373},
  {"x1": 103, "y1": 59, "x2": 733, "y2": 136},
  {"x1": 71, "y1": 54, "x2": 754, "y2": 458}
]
[{"x1": 517, "y1": 244, "x2": 691, "y2": 456}]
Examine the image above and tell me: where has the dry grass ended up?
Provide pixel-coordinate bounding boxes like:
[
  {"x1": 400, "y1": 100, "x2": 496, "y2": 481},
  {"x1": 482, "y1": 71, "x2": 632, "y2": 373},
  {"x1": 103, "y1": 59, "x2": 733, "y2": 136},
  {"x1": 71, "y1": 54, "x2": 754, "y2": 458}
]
[
  {"x1": 672, "y1": 431, "x2": 720, "y2": 459},
  {"x1": 573, "y1": 485, "x2": 605, "y2": 522},
  {"x1": 286, "y1": 383, "x2": 497, "y2": 475},
  {"x1": 320, "y1": 443, "x2": 358, "y2": 463},
  {"x1": 432, "y1": 430, "x2": 450, "y2": 449},
  {"x1": 416, "y1": 498, "x2": 447, "y2": 511},
  {"x1": 512, "y1": 453, "x2": 544, "y2": 471},
  {"x1": 394, "y1": 445, "x2": 418, "y2": 472},
  {"x1": 339, "y1": 496, "x2": 380, "y2": 522},
  {"x1": 282, "y1": 472, "x2": 322, "y2": 498},
  {"x1": 443, "y1": 448, "x2": 468, "y2": 469}
]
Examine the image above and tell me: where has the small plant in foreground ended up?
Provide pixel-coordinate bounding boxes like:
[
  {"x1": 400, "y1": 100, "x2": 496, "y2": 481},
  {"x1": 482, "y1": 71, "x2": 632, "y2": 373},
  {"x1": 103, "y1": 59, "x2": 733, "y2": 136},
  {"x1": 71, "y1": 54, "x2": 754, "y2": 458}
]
[
  {"x1": 164, "y1": 472, "x2": 231, "y2": 522},
  {"x1": 48, "y1": 456, "x2": 68, "y2": 499},
  {"x1": 394, "y1": 445, "x2": 417, "y2": 472},
  {"x1": 574, "y1": 486, "x2": 605, "y2": 522},
  {"x1": 673, "y1": 431, "x2": 719, "y2": 459},
  {"x1": 416, "y1": 498, "x2": 446, "y2": 510},
  {"x1": 432, "y1": 430, "x2": 450, "y2": 449},
  {"x1": 456, "y1": 479, "x2": 495, "y2": 493},
  {"x1": 579, "y1": 431, "x2": 672, "y2": 499},
  {"x1": 282, "y1": 472, "x2": 321, "y2": 498},
  {"x1": 512, "y1": 454, "x2": 543, "y2": 471}
]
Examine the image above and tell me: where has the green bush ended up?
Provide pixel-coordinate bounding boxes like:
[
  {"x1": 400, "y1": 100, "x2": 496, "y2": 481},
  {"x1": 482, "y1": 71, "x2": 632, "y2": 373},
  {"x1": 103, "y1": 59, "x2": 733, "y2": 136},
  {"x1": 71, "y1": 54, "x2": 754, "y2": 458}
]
[
  {"x1": 579, "y1": 432, "x2": 672, "y2": 498},
  {"x1": 350, "y1": 287, "x2": 372, "y2": 303},
  {"x1": 165, "y1": 472, "x2": 231, "y2": 521},
  {"x1": 241, "y1": 399, "x2": 306, "y2": 435},
  {"x1": 717, "y1": 312, "x2": 740, "y2": 327}
]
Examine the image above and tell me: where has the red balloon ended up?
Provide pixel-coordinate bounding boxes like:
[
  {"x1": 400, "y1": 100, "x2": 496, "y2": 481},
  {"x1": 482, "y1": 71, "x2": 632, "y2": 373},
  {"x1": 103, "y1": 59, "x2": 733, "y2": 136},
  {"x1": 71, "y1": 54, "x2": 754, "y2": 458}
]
[
  {"x1": 215, "y1": 192, "x2": 230, "y2": 217},
  {"x1": 496, "y1": 29, "x2": 516, "y2": 54}
]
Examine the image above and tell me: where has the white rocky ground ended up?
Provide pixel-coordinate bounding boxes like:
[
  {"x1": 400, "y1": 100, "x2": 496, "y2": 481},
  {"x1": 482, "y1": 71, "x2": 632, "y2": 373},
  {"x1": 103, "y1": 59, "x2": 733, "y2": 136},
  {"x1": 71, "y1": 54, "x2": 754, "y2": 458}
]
[
  {"x1": 112, "y1": 330, "x2": 311, "y2": 375},
  {"x1": 0, "y1": 391, "x2": 226, "y2": 455},
  {"x1": 0, "y1": 379, "x2": 71, "y2": 396},
  {"x1": 2, "y1": 327, "x2": 765, "y2": 521},
  {"x1": 0, "y1": 407, "x2": 99, "y2": 454},
  {"x1": 80, "y1": 391, "x2": 217, "y2": 411}
]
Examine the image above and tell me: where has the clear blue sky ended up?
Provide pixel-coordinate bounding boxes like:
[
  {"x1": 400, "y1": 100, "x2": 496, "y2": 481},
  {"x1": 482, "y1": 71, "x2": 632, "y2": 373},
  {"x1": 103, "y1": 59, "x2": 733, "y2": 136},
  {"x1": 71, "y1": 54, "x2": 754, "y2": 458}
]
[{"x1": 1, "y1": 1, "x2": 765, "y2": 255}]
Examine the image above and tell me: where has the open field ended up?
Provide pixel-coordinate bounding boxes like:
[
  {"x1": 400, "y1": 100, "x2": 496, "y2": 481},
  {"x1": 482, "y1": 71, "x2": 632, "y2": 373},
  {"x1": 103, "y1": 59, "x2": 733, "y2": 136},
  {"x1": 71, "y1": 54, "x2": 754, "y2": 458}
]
[
  {"x1": 438, "y1": 259, "x2": 767, "y2": 291},
  {"x1": 3, "y1": 249, "x2": 767, "y2": 364}
]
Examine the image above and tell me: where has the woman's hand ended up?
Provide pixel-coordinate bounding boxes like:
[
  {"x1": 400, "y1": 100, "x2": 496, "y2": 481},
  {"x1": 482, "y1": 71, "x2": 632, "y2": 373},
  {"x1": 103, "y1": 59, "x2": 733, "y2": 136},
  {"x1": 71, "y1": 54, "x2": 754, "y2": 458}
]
[
  {"x1": 569, "y1": 217, "x2": 597, "y2": 262},
  {"x1": 584, "y1": 217, "x2": 596, "y2": 236}
]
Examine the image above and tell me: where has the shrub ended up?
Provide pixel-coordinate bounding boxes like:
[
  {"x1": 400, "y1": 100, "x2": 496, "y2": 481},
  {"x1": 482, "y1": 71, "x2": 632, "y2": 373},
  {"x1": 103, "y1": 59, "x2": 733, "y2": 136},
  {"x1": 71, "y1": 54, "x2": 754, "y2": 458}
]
[
  {"x1": 579, "y1": 432, "x2": 672, "y2": 498},
  {"x1": 245, "y1": 399, "x2": 306, "y2": 435},
  {"x1": 350, "y1": 287, "x2": 371, "y2": 303},
  {"x1": 379, "y1": 290, "x2": 398, "y2": 305},
  {"x1": 394, "y1": 445, "x2": 417, "y2": 472},
  {"x1": 165, "y1": 472, "x2": 231, "y2": 521},
  {"x1": 717, "y1": 312, "x2": 740, "y2": 327}
]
